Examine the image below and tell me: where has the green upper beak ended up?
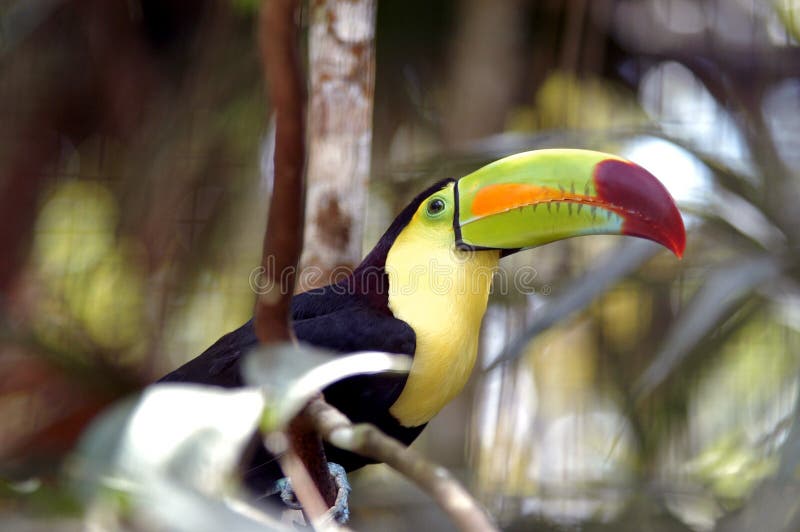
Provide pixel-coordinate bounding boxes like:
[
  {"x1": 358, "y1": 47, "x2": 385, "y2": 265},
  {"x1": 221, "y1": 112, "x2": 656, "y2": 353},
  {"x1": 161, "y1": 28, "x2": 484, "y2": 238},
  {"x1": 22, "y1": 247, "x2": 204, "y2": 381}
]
[{"x1": 454, "y1": 149, "x2": 686, "y2": 257}]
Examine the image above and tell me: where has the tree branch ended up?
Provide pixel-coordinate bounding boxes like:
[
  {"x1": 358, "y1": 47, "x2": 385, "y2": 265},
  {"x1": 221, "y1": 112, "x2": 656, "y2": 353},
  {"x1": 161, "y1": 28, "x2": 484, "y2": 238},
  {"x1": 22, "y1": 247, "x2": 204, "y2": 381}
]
[
  {"x1": 306, "y1": 397, "x2": 499, "y2": 532},
  {"x1": 256, "y1": 0, "x2": 338, "y2": 516},
  {"x1": 255, "y1": 0, "x2": 306, "y2": 343}
]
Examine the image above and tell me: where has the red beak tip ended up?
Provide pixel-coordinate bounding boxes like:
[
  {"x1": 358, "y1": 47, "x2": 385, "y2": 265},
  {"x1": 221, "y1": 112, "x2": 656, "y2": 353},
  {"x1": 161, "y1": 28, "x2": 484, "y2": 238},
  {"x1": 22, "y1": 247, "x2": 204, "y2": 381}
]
[{"x1": 595, "y1": 158, "x2": 687, "y2": 260}]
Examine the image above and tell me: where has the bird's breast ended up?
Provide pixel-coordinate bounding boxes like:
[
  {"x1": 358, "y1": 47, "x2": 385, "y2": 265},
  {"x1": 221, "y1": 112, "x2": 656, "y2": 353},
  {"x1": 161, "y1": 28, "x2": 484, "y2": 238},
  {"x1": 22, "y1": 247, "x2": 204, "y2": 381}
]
[{"x1": 385, "y1": 244, "x2": 499, "y2": 427}]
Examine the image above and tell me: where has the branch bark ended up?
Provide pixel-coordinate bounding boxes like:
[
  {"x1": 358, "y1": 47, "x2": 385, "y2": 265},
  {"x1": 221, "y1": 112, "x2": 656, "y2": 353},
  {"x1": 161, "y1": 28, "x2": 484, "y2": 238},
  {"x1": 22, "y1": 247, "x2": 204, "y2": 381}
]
[
  {"x1": 255, "y1": 0, "x2": 307, "y2": 344},
  {"x1": 256, "y1": 0, "x2": 338, "y2": 517},
  {"x1": 306, "y1": 398, "x2": 499, "y2": 532}
]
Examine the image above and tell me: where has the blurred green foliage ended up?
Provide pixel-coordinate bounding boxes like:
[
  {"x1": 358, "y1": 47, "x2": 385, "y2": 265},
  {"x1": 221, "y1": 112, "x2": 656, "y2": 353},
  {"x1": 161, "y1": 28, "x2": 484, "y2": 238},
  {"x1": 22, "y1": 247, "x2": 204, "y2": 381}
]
[{"x1": 2, "y1": 0, "x2": 800, "y2": 530}]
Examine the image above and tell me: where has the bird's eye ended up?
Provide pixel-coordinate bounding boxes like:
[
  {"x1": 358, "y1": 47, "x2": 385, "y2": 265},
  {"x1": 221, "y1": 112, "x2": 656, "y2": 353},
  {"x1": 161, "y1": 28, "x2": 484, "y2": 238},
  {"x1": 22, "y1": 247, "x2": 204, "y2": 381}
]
[{"x1": 427, "y1": 198, "x2": 446, "y2": 216}]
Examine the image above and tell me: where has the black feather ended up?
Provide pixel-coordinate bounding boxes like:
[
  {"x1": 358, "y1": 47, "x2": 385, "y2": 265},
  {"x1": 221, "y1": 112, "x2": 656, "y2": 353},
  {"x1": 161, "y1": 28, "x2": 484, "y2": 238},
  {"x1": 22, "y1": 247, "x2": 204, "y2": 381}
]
[{"x1": 157, "y1": 179, "x2": 453, "y2": 493}]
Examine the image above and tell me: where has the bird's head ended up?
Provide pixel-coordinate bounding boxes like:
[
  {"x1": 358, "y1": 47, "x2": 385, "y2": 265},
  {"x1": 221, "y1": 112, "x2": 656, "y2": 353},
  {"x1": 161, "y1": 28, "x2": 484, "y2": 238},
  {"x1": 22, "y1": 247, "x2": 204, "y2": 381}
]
[{"x1": 370, "y1": 149, "x2": 686, "y2": 426}]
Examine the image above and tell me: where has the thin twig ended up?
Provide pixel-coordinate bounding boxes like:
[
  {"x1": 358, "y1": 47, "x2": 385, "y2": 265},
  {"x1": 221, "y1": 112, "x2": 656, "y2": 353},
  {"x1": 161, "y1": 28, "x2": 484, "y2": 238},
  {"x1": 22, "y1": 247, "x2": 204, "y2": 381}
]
[
  {"x1": 284, "y1": 402, "x2": 338, "y2": 511},
  {"x1": 306, "y1": 398, "x2": 499, "y2": 532},
  {"x1": 255, "y1": 0, "x2": 306, "y2": 343},
  {"x1": 278, "y1": 436, "x2": 342, "y2": 530},
  {"x1": 256, "y1": 0, "x2": 338, "y2": 517}
]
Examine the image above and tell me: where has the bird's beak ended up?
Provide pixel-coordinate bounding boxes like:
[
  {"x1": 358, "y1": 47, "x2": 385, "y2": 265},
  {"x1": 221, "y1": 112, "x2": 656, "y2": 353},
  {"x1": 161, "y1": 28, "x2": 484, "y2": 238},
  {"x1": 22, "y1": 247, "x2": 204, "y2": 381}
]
[{"x1": 454, "y1": 149, "x2": 686, "y2": 257}]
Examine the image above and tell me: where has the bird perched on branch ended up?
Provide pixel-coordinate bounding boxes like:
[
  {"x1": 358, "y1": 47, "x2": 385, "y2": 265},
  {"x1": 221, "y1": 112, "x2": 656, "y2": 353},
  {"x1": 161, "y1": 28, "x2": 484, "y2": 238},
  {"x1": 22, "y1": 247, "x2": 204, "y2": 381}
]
[{"x1": 160, "y1": 149, "x2": 685, "y2": 511}]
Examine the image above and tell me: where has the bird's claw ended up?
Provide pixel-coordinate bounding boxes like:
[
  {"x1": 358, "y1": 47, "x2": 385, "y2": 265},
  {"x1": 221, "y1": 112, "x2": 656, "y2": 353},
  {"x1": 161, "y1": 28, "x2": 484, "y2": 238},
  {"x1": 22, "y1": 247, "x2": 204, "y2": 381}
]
[{"x1": 276, "y1": 462, "x2": 351, "y2": 524}]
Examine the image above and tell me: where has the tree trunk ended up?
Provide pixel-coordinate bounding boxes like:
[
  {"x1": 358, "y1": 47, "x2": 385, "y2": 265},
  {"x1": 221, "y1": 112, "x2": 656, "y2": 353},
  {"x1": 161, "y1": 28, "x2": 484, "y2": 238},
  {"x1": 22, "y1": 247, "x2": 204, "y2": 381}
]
[{"x1": 299, "y1": 0, "x2": 377, "y2": 289}]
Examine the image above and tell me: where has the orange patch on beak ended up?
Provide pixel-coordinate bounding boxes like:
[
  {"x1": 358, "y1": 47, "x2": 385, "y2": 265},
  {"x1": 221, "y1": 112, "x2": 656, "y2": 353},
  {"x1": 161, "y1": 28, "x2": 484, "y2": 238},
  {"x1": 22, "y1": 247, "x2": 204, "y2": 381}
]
[{"x1": 471, "y1": 183, "x2": 596, "y2": 217}]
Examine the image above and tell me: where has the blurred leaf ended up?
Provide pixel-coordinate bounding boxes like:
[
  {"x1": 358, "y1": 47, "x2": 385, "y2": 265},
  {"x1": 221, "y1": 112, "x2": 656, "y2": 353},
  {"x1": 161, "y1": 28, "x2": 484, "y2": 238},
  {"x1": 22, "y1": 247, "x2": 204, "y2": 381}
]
[
  {"x1": 511, "y1": 71, "x2": 647, "y2": 133},
  {"x1": 243, "y1": 343, "x2": 411, "y2": 431},
  {"x1": 774, "y1": 0, "x2": 800, "y2": 43},
  {"x1": 715, "y1": 476, "x2": 800, "y2": 532},
  {"x1": 32, "y1": 181, "x2": 117, "y2": 276},
  {"x1": 68, "y1": 345, "x2": 412, "y2": 530},
  {"x1": 0, "y1": 478, "x2": 81, "y2": 517},
  {"x1": 230, "y1": 0, "x2": 261, "y2": 15},
  {"x1": 70, "y1": 384, "x2": 285, "y2": 531},
  {"x1": 486, "y1": 239, "x2": 662, "y2": 371},
  {"x1": 686, "y1": 434, "x2": 778, "y2": 501},
  {"x1": 77, "y1": 243, "x2": 146, "y2": 351},
  {"x1": 634, "y1": 256, "x2": 783, "y2": 398},
  {"x1": 72, "y1": 385, "x2": 264, "y2": 496},
  {"x1": 707, "y1": 189, "x2": 786, "y2": 252}
]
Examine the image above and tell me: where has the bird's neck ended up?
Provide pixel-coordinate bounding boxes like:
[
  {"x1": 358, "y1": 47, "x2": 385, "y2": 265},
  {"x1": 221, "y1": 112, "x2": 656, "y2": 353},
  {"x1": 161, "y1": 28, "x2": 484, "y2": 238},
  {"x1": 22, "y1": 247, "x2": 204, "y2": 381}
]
[{"x1": 384, "y1": 235, "x2": 500, "y2": 427}]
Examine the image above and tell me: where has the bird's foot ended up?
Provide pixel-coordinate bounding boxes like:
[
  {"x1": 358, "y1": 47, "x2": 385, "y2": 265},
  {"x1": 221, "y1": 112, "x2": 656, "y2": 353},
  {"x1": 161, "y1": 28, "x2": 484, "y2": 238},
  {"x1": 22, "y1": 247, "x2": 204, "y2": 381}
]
[{"x1": 276, "y1": 462, "x2": 351, "y2": 524}]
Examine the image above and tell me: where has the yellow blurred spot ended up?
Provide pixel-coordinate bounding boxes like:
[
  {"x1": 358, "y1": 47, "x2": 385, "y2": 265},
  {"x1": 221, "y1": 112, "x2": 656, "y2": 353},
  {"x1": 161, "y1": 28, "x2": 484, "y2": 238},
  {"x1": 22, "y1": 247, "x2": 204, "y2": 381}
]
[
  {"x1": 687, "y1": 314, "x2": 800, "y2": 502},
  {"x1": 528, "y1": 319, "x2": 598, "y2": 413},
  {"x1": 77, "y1": 241, "x2": 146, "y2": 351},
  {"x1": 600, "y1": 285, "x2": 651, "y2": 351},
  {"x1": 686, "y1": 435, "x2": 778, "y2": 501},
  {"x1": 161, "y1": 269, "x2": 254, "y2": 372},
  {"x1": 533, "y1": 321, "x2": 596, "y2": 385},
  {"x1": 33, "y1": 181, "x2": 117, "y2": 275},
  {"x1": 508, "y1": 71, "x2": 647, "y2": 133},
  {"x1": 31, "y1": 180, "x2": 147, "y2": 354},
  {"x1": 775, "y1": 0, "x2": 800, "y2": 42}
]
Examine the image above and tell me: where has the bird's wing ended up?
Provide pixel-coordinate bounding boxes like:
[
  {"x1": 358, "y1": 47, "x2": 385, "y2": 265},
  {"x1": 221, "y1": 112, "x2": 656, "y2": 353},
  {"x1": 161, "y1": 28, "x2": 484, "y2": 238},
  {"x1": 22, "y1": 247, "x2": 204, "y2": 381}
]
[
  {"x1": 158, "y1": 303, "x2": 416, "y2": 388},
  {"x1": 158, "y1": 319, "x2": 259, "y2": 387},
  {"x1": 292, "y1": 305, "x2": 420, "y2": 471},
  {"x1": 157, "y1": 301, "x2": 419, "y2": 477},
  {"x1": 292, "y1": 305, "x2": 415, "y2": 356}
]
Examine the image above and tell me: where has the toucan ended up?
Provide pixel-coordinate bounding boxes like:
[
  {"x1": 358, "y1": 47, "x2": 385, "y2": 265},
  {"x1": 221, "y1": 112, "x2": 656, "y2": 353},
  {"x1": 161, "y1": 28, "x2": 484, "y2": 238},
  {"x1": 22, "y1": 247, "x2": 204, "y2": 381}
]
[{"x1": 159, "y1": 149, "x2": 685, "y2": 501}]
